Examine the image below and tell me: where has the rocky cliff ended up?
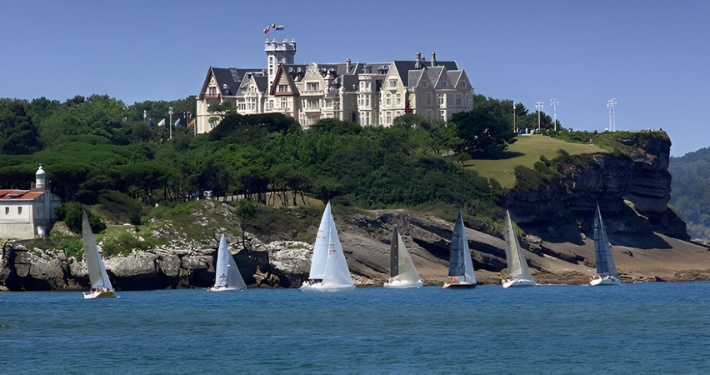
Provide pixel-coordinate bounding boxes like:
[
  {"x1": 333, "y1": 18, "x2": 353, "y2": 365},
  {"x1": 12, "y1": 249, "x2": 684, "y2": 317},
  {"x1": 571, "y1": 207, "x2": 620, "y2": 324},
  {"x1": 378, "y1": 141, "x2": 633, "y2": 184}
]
[{"x1": 507, "y1": 131, "x2": 688, "y2": 241}]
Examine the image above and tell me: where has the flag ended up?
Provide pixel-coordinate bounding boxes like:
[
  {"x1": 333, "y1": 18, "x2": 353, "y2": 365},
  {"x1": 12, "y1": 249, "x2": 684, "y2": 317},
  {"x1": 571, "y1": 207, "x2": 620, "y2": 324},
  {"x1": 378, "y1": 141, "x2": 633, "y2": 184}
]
[
  {"x1": 158, "y1": 118, "x2": 166, "y2": 127},
  {"x1": 272, "y1": 23, "x2": 276, "y2": 28},
  {"x1": 264, "y1": 27, "x2": 270, "y2": 34},
  {"x1": 143, "y1": 110, "x2": 147, "y2": 119},
  {"x1": 275, "y1": 25, "x2": 284, "y2": 30},
  {"x1": 148, "y1": 120, "x2": 153, "y2": 128},
  {"x1": 175, "y1": 119, "x2": 181, "y2": 127},
  {"x1": 188, "y1": 119, "x2": 195, "y2": 127}
]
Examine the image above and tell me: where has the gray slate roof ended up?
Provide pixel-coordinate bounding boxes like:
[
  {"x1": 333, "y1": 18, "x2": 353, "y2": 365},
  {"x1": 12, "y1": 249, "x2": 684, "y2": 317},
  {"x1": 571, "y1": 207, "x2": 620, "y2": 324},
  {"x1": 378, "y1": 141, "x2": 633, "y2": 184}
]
[{"x1": 212, "y1": 68, "x2": 261, "y2": 96}]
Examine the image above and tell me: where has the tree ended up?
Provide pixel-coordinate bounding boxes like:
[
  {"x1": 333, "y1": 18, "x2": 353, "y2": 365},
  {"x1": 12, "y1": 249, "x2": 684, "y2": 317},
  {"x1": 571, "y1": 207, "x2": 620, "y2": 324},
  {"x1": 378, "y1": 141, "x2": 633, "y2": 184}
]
[
  {"x1": 207, "y1": 101, "x2": 237, "y2": 123},
  {"x1": 55, "y1": 202, "x2": 106, "y2": 234},
  {"x1": 0, "y1": 99, "x2": 41, "y2": 155}
]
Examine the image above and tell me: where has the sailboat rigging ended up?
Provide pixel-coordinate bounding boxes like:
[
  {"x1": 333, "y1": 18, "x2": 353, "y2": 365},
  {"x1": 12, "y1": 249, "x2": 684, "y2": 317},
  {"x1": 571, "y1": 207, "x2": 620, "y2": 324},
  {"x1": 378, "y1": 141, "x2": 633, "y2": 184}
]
[
  {"x1": 443, "y1": 211, "x2": 477, "y2": 289},
  {"x1": 590, "y1": 204, "x2": 621, "y2": 286},
  {"x1": 208, "y1": 234, "x2": 247, "y2": 292},
  {"x1": 82, "y1": 210, "x2": 115, "y2": 299},
  {"x1": 384, "y1": 225, "x2": 422, "y2": 289},
  {"x1": 502, "y1": 210, "x2": 536, "y2": 288}
]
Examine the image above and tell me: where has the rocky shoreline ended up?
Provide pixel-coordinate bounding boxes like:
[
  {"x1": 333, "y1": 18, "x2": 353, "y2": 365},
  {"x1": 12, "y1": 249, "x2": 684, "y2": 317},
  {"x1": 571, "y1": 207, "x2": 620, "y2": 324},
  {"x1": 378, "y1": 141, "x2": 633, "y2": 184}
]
[{"x1": 2, "y1": 209, "x2": 710, "y2": 292}]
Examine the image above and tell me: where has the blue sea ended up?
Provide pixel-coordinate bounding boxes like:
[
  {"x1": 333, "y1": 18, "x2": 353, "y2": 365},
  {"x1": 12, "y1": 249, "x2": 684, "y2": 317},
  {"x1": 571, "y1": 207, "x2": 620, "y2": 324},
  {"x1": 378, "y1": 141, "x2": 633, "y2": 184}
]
[{"x1": 1, "y1": 282, "x2": 709, "y2": 373}]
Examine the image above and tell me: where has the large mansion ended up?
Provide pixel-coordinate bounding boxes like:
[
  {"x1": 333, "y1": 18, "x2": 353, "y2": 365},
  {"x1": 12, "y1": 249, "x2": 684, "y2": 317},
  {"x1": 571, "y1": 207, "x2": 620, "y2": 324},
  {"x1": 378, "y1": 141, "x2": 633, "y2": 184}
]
[{"x1": 195, "y1": 38, "x2": 474, "y2": 133}]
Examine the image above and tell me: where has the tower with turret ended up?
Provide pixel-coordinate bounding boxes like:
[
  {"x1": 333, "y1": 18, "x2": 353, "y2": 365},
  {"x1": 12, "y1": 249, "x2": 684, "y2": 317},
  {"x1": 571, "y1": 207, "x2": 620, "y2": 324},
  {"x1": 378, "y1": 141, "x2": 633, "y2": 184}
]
[{"x1": 265, "y1": 38, "x2": 297, "y2": 93}]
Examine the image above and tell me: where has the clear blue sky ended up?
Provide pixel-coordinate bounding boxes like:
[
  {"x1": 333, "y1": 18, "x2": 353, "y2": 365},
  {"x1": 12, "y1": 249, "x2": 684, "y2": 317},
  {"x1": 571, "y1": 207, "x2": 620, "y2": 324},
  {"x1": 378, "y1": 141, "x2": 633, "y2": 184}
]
[{"x1": 1, "y1": 0, "x2": 708, "y2": 156}]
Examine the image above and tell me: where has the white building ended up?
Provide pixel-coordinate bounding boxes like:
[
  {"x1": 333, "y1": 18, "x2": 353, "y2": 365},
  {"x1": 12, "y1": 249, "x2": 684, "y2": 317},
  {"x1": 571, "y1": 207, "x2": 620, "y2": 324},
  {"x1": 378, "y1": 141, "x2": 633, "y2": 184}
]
[
  {"x1": 0, "y1": 166, "x2": 62, "y2": 240},
  {"x1": 196, "y1": 39, "x2": 474, "y2": 132}
]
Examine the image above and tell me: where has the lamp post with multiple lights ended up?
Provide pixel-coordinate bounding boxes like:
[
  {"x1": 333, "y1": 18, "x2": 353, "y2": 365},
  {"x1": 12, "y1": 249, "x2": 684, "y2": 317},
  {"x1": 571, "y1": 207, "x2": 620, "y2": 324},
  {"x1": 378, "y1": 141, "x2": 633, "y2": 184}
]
[
  {"x1": 607, "y1": 98, "x2": 617, "y2": 131},
  {"x1": 169, "y1": 107, "x2": 173, "y2": 140},
  {"x1": 550, "y1": 98, "x2": 559, "y2": 131},
  {"x1": 535, "y1": 102, "x2": 544, "y2": 131}
]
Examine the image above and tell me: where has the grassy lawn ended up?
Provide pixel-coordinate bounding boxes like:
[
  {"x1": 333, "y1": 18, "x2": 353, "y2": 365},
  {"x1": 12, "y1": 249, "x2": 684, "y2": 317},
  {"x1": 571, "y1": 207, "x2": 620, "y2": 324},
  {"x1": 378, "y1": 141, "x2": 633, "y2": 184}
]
[{"x1": 464, "y1": 135, "x2": 606, "y2": 188}]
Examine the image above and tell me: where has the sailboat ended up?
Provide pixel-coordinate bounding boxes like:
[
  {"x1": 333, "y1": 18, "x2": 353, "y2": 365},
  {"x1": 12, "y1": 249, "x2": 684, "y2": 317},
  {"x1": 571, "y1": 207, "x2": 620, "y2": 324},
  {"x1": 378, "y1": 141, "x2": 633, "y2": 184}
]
[
  {"x1": 82, "y1": 210, "x2": 115, "y2": 299},
  {"x1": 502, "y1": 210, "x2": 536, "y2": 288},
  {"x1": 443, "y1": 211, "x2": 477, "y2": 289},
  {"x1": 301, "y1": 202, "x2": 355, "y2": 292},
  {"x1": 590, "y1": 204, "x2": 621, "y2": 286},
  {"x1": 208, "y1": 234, "x2": 247, "y2": 292},
  {"x1": 384, "y1": 225, "x2": 422, "y2": 289}
]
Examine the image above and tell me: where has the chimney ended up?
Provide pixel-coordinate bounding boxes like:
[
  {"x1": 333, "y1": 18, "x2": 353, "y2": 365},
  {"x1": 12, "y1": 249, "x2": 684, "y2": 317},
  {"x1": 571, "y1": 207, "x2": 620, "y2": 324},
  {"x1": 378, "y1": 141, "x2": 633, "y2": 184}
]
[
  {"x1": 346, "y1": 58, "x2": 351, "y2": 73},
  {"x1": 431, "y1": 52, "x2": 436, "y2": 66},
  {"x1": 415, "y1": 52, "x2": 422, "y2": 69}
]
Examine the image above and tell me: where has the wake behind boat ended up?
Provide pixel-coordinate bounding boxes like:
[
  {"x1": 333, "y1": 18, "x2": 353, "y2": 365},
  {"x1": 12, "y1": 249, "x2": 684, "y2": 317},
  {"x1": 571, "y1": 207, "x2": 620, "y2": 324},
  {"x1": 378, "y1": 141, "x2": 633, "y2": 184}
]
[
  {"x1": 590, "y1": 204, "x2": 621, "y2": 286},
  {"x1": 443, "y1": 211, "x2": 477, "y2": 289},
  {"x1": 208, "y1": 234, "x2": 247, "y2": 292},
  {"x1": 384, "y1": 225, "x2": 422, "y2": 289},
  {"x1": 81, "y1": 210, "x2": 115, "y2": 299},
  {"x1": 301, "y1": 202, "x2": 355, "y2": 293},
  {"x1": 502, "y1": 210, "x2": 536, "y2": 288}
]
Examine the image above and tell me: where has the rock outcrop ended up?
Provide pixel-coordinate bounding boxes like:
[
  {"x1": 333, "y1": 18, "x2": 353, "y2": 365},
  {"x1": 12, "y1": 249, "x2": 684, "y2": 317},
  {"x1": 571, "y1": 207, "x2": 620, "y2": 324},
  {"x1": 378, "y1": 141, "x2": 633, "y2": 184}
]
[{"x1": 507, "y1": 132, "x2": 688, "y2": 241}]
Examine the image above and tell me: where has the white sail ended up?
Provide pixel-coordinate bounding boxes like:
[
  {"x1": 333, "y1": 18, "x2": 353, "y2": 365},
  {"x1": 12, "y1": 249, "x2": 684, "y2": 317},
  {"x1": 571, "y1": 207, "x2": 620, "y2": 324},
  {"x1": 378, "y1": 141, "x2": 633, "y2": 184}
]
[
  {"x1": 308, "y1": 202, "x2": 332, "y2": 279},
  {"x1": 395, "y1": 230, "x2": 420, "y2": 283},
  {"x1": 321, "y1": 209, "x2": 353, "y2": 287},
  {"x1": 82, "y1": 210, "x2": 112, "y2": 290},
  {"x1": 505, "y1": 211, "x2": 534, "y2": 281},
  {"x1": 214, "y1": 234, "x2": 247, "y2": 290}
]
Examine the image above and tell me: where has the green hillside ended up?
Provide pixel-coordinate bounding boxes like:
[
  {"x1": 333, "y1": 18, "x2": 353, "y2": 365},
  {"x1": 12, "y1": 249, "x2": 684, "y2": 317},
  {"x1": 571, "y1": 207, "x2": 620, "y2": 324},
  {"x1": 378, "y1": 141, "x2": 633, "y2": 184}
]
[{"x1": 463, "y1": 135, "x2": 606, "y2": 188}]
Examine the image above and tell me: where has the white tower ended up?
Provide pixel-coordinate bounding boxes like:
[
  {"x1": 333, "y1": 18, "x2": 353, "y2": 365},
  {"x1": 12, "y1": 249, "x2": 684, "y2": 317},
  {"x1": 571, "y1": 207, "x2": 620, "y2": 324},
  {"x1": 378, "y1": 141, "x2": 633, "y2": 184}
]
[
  {"x1": 265, "y1": 38, "x2": 297, "y2": 92},
  {"x1": 35, "y1": 164, "x2": 46, "y2": 189}
]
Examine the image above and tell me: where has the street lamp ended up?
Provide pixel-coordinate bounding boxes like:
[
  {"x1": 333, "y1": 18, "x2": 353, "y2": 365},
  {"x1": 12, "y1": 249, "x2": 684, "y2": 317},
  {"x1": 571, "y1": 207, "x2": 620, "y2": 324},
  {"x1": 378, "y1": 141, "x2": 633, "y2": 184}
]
[
  {"x1": 607, "y1": 98, "x2": 617, "y2": 131},
  {"x1": 535, "y1": 102, "x2": 544, "y2": 131},
  {"x1": 184, "y1": 111, "x2": 193, "y2": 136},
  {"x1": 550, "y1": 98, "x2": 559, "y2": 131},
  {"x1": 513, "y1": 101, "x2": 517, "y2": 133},
  {"x1": 169, "y1": 107, "x2": 173, "y2": 139}
]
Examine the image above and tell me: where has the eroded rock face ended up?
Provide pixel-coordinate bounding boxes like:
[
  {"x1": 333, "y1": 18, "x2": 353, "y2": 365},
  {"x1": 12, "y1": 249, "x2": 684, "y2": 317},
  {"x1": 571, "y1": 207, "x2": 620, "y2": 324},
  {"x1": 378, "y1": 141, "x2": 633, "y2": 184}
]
[{"x1": 507, "y1": 135, "x2": 687, "y2": 240}]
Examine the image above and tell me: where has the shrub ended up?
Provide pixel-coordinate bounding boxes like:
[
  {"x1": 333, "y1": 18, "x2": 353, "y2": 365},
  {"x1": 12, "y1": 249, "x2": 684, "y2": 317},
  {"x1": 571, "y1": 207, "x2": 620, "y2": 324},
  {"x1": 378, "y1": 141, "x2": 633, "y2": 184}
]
[
  {"x1": 98, "y1": 189, "x2": 142, "y2": 224},
  {"x1": 55, "y1": 202, "x2": 106, "y2": 234}
]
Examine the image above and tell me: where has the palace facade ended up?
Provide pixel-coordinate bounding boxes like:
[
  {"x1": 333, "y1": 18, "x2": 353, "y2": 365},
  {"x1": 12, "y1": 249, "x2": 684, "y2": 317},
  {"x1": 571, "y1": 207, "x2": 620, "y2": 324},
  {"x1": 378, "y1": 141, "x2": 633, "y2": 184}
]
[{"x1": 196, "y1": 38, "x2": 474, "y2": 133}]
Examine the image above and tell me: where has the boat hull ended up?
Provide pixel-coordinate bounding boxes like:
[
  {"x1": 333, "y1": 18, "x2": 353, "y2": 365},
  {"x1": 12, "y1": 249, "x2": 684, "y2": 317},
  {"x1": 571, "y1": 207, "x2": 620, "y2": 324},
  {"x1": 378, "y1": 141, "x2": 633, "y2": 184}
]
[
  {"x1": 207, "y1": 287, "x2": 244, "y2": 292},
  {"x1": 300, "y1": 282, "x2": 355, "y2": 293},
  {"x1": 590, "y1": 277, "x2": 620, "y2": 286},
  {"x1": 443, "y1": 282, "x2": 477, "y2": 289},
  {"x1": 502, "y1": 278, "x2": 536, "y2": 288},
  {"x1": 383, "y1": 280, "x2": 423, "y2": 289},
  {"x1": 83, "y1": 290, "x2": 115, "y2": 299}
]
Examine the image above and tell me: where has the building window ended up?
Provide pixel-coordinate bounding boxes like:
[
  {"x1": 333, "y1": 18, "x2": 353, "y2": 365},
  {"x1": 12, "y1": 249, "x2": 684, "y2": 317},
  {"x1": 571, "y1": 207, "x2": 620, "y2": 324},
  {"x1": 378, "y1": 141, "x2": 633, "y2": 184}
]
[
  {"x1": 396, "y1": 94, "x2": 401, "y2": 105},
  {"x1": 209, "y1": 87, "x2": 216, "y2": 96},
  {"x1": 441, "y1": 81, "x2": 447, "y2": 88},
  {"x1": 421, "y1": 81, "x2": 427, "y2": 88},
  {"x1": 440, "y1": 110, "x2": 445, "y2": 119},
  {"x1": 277, "y1": 85, "x2": 288, "y2": 92},
  {"x1": 426, "y1": 93, "x2": 432, "y2": 105},
  {"x1": 281, "y1": 98, "x2": 288, "y2": 109},
  {"x1": 306, "y1": 82, "x2": 320, "y2": 91},
  {"x1": 438, "y1": 94, "x2": 444, "y2": 105},
  {"x1": 456, "y1": 94, "x2": 462, "y2": 105},
  {"x1": 5, "y1": 207, "x2": 8, "y2": 215},
  {"x1": 386, "y1": 94, "x2": 391, "y2": 105},
  {"x1": 210, "y1": 121, "x2": 218, "y2": 129},
  {"x1": 460, "y1": 81, "x2": 466, "y2": 88},
  {"x1": 389, "y1": 79, "x2": 397, "y2": 88},
  {"x1": 366, "y1": 96, "x2": 370, "y2": 106},
  {"x1": 18, "y1": 207, "x2": 22, "y2": 214}
]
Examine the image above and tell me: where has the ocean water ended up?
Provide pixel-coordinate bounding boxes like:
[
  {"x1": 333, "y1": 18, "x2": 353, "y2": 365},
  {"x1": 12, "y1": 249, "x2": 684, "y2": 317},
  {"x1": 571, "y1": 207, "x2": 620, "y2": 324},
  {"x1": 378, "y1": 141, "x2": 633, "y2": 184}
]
[{"x1": 1, "y1": 282, "x2": 709, "y2": 373}]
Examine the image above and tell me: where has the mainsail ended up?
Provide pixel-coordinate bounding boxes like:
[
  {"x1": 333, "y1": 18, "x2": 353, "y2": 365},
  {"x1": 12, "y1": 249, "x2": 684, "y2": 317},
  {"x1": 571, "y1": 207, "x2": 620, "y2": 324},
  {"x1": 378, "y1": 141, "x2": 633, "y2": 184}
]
[
  {"x1": 321, "y1": 208, "x2": 353, "y2": 287},
  {"x1": 82, "y1": 210, "x2": 112, "y2": 290},
  {"x1": 214, "y1": 234, "x2": 247, "y2": 290},
  {"x1": 449, "y1": 211, "x2": 476, "y2": 283},
  {"x1": 391, "y1": 225, "x2": 420, "y2": 283},
  {"x1": 504, "y1": 211, "x2": 534, "y2": 281},
  {"x1": 593, "y1": 205, "x2": 619, "y2": 279},
  {"x1": 308, "y1": 202, "x2": 332, "y2": 279}
]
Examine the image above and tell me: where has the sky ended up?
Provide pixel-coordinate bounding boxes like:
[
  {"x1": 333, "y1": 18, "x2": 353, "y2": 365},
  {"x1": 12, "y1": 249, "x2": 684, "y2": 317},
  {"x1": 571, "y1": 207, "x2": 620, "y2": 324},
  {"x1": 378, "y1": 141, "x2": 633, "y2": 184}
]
[{"x1": 1, "y1": 0, "x2": 708, "y2": 156}]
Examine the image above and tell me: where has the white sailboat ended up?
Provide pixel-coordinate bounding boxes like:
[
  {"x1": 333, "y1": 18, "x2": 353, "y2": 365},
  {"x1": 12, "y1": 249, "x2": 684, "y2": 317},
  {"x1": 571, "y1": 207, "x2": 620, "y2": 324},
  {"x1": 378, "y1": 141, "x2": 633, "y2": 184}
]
[
  {"x1": 502, "y1": 210, "x2": 536, "y2": 288},
  {"x1": 82, "y1": 210, "x2": 115, "y2": 299},
  {"x1": 590, "y1": 204, "x2": 621, "y2": 286},
  {"x1": 301, "y1": 202, "x2": 355, "y2": 292},
  {"x1": 443, "y1": 211, "x2": 477, "y2": 289},
  {"x1": 384, "y1": 225, "x2": 422, "y2": 289},
  {"x1": 208, "y1": 234, "x2": 247, "y2": 292}
]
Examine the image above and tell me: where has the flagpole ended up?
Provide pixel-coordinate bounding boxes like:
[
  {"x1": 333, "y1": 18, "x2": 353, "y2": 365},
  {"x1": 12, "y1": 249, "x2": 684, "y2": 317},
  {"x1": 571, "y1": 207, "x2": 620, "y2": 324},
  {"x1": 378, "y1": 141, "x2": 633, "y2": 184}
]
[{"x1": 169, "y1": 107, "x2": 173, "y2": 140}]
